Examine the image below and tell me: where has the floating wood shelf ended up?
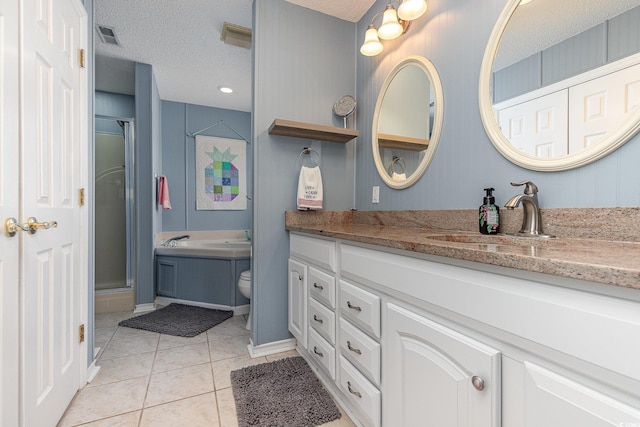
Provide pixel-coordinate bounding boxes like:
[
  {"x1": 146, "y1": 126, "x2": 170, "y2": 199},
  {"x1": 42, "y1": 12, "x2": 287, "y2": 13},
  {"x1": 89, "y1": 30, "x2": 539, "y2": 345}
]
[
  {"x1": 378, "y1": 133, "x2": 430, "y2": 152},
  {"x1": 269, "y1": 119, "x2": 359, "y2": 143}
]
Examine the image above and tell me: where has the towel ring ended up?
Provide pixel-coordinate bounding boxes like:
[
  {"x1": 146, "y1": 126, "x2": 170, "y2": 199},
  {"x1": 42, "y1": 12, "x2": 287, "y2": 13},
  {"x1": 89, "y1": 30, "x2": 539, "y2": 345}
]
[
  {"x1": 298, "y1": 147, "x2": 321, "y2": 168},
  {"x1": 388, "y1": 156, "x2": 406, "y2": 175}
]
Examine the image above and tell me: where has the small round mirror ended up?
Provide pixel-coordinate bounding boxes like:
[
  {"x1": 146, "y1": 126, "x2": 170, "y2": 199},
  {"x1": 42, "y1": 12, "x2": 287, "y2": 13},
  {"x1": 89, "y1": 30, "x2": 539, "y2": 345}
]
[{"x1": 372, "y1": 55, "x2": 444, "y2": 189}]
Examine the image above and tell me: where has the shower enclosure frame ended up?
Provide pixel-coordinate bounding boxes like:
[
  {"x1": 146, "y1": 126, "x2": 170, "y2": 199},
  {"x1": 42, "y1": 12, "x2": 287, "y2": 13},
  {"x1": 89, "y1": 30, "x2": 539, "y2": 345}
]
[{"x1": 95, "y1": 115, "x2": 135, "y2": 290}]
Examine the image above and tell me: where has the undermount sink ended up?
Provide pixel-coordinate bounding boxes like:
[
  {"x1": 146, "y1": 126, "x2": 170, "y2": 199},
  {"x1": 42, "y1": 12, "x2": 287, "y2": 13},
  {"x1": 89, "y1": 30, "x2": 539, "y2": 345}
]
[{"x1": 426, "y1": 233, "x2": 559, "y2": 247}]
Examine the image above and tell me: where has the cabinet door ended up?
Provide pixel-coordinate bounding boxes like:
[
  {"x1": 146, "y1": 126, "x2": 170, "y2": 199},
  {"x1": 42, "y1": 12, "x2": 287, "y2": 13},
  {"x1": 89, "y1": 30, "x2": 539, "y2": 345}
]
[
  {"x1": 288, "y1": 259, "x2": 308, "y2": 349},
  {"x1": 156, "y1": 258, "x2": 178, "y2": 297},
  {"x1": 384, "y1": 303, "x2": 501, "y2": 427},
  {"x1": 523, "y1": 362, "x2": 640, "y2": 426}
]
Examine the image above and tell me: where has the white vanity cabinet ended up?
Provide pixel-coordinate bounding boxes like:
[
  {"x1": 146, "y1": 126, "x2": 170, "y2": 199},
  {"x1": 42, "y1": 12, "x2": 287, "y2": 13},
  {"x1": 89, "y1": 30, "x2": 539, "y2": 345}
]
[
  {"x1": 288, "y1": 233, "x2": 640, "y2": 427},
  {"x1": 289, "y1": 233, "x2": 338, "y2": 377},
  {"x1": 384, "y1": 303, "x2": 500, "y2": 426}
]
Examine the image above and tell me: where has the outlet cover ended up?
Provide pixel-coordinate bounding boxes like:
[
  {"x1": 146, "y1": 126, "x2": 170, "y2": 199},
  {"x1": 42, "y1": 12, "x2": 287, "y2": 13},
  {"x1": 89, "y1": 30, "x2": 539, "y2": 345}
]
[{"x1": 372, "y1": 186, "x2": 380, "y2": 203}]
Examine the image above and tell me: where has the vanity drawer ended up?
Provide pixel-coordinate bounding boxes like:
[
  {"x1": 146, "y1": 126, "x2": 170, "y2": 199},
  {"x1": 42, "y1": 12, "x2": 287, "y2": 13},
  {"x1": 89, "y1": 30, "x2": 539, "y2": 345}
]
[
  {"x1": 338, "y1": 355, "x2": 381, "y2": 427},
  {"x1": 339, "y1": 318, "x2": 381, "y2": 386},
  {"x1": 309, "y1": 297, "x2": 336, "y2": 345},
  {"x1": 339, "y1": 280, "x2": 381, "y2": 339},
  {"x1": 290, "y1": 233, "x2": 336, "y2": 272},
  {"x1": 308, "y1": 328, "x2": 335, "y2": 380},
  {"x1": 309, "y1": 267, "x2": 336, "y2": 309}
]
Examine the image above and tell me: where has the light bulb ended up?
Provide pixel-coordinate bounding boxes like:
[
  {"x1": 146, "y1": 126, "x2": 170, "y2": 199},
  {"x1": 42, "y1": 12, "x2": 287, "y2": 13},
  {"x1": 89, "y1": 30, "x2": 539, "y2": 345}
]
[
  {"x1": 360, "y1": 25, "x2": 383, "y2": 56},
  {"x1": 398, "y1": 0, "x2": 427, "y2": 21},
  {"x1": 378, "y1": 5, "x2": 403, "y2": 40}
]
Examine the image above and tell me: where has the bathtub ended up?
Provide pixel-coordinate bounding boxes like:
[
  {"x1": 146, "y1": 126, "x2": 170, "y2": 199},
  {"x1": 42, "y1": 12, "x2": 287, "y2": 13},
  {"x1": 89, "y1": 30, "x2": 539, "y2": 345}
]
[{"x1": 154, "y1": 239, "x2": 251, "y2": 258}]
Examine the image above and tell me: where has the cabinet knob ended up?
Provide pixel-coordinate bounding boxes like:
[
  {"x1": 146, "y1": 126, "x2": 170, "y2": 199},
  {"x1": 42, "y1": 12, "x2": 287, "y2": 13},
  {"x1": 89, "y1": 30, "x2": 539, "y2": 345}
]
[{"x1": 471, "y1": 375, "x2": 485, "y2": 391}]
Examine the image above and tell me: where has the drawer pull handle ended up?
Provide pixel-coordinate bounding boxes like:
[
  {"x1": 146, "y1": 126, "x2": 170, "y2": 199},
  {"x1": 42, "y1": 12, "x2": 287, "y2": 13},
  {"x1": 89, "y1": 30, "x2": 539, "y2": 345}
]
[
  {"x1": 471, "y1": 375, "x2": 485, "y2": 391},
  {"x1": 313, "y1": 346, "x2": 324, "y2": 357},
  {"x1": 347, "y1": 381, "x2": 362, "y2": 398},
  {"x1": 346, "y1": 301, "x2": 362, "y2": 312},
  {"x1": 346, "y1": 341, "x2": 362, "y2": 355},
  {"x1": 313, "y1": 282, "x2": 324, "y2": 290},
  {"x1": 313, "y1": 314, "x2": 324, "y2": 324}
]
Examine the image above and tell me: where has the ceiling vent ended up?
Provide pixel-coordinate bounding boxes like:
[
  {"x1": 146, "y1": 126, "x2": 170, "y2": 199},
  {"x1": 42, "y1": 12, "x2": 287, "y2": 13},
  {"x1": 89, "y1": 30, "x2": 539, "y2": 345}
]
[
  {"x1": 220, "y1": 22, "x2": 252, "y2": 49},
  {"x1": 96, "y1": 25, "x2": 121, "y2": 46}
]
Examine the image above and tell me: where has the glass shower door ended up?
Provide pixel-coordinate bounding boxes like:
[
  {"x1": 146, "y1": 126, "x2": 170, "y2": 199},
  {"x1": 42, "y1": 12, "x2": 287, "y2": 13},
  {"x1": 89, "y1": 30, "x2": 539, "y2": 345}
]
[{"x1": 95, "y1": 117, "x2": 134, "y2": 290}]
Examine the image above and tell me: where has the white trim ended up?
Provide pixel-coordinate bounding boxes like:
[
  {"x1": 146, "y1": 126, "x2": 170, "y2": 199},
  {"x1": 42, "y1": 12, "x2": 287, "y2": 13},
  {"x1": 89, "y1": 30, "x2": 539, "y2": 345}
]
[
  {"x1": 153, "y1": 296, "x2": 249, "y2": 316},
  {"x1": 133, "y1": 303, "x2": 156, "y2": 313},
  {"x1": 246, "y1": 338, "x2": 297, "y2": 358},
  {"x1": 85, "y1": 361, "x2": 101, "y2": 384},
  {"x1": 493, "y1": 52, "x2": 640, "y2": 111}
]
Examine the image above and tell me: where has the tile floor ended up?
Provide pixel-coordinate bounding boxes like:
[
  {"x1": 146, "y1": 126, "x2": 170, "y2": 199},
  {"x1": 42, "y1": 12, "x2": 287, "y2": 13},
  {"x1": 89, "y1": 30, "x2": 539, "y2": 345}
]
[{"x1": 58, "y1": 311, "x2": 356, "y2": 427}]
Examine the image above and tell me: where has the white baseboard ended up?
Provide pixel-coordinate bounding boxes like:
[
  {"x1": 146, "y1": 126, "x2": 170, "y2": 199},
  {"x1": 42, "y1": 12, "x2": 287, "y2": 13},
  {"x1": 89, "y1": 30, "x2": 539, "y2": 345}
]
[
  {"x1": 154, "y1": 296, "x2": 249, "y2": 316},
  {"x1": 85, "y1": 360, "x2": 101, "y2": 384},
  {"x1": 134, "y1": 303, "x2": 156, "y2": 313},
  {"x1": 247, "y1": 337, "x2": 297, "y2": 358}
]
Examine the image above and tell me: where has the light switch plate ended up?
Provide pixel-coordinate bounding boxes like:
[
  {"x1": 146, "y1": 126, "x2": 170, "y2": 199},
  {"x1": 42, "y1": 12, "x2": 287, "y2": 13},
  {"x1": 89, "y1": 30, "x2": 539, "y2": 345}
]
[{"x1": 372, "y1": 186, "x2": 380, "y2": 203}]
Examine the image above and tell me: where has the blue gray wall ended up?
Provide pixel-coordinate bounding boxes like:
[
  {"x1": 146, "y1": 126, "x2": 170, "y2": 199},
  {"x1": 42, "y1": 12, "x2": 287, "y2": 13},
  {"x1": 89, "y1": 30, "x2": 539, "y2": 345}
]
[
  {"x1": 354, "y1": 0, "x2": 640, "y2": 211},
  {"x1": 493, "y1": 5, "x2": 640, "y2": 103},
  {"x1": 161, "y1": 101, "x2": 252, "y2": 231},
  {"x1": 252, "y1": 1, "x2": 356, "y2": 345},
  {"x1": 135, "y1": 62, "x2": 163, "y2": 306}
]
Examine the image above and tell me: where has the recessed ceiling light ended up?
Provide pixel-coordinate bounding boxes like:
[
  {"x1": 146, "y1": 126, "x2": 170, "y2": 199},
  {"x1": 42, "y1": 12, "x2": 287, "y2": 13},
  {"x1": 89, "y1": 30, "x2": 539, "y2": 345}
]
[{"x1": 218, "y1": 86, "x2": 233, "y2": 94}]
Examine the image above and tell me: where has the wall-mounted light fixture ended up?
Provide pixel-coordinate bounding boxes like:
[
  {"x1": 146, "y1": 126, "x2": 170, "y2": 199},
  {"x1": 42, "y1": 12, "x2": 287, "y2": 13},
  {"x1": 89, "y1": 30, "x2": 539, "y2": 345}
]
[{"x1": 360, "y1": 0, "x2": 428, "y2": 56}]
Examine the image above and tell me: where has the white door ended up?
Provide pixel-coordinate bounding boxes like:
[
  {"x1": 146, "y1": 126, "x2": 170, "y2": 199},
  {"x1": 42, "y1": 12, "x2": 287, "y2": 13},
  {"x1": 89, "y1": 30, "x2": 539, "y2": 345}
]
[
  {"x1": 0, "y1": 0, "x2": 21, "y2": 425},
  {"x1": 568, "y1": 63, "x2": 640, "y2": 153},
  {"x1": 384, "y1": 303, "x2": 501, "y2": 427},
  {"x1": 0, "y1": 0, "x2": 87, "y2": 425},
  {"x1": 523, "y1": 362, "x2": 640, "y2": 426},
  {"x1": 497, "y1": 90, "x2": 569, "y2": 157}
]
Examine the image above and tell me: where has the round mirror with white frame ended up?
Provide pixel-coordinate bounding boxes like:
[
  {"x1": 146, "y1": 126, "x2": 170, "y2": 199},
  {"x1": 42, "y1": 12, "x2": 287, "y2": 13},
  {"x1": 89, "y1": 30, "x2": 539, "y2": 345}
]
[
  {"x1": 479, "y1": 0, "x2": 640, "y2": 171},
  {"x1": 373, "y1": 55, "x2": 444, "y2": 189}
]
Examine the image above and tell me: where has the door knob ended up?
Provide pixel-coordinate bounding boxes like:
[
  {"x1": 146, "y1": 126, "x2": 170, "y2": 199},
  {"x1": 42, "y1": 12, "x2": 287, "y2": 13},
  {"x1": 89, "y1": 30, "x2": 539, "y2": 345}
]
[
  {"x1": 25, "y1": 217, "x2": 57, "y2": 234},
  {"x1": 4, "y1": 217, "x2": 29, "y2": 237}
]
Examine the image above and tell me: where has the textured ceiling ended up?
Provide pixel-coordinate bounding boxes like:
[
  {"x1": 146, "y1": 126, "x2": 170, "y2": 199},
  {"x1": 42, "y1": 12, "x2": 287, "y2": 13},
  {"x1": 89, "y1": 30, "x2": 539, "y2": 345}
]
[
  {"x1": 286, "y1": 0, "x2": 375, "y2": 23},
  {"x1": 494, "y1": 0, "x2": 640, "y2": 70},
  {"x1": 95, "y1": 0, "x2": 374, "y2": 112}
]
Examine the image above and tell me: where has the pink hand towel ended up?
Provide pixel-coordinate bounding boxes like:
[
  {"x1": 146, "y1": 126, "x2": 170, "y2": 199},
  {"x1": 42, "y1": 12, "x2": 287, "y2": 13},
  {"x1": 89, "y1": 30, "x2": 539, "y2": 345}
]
[{"x1": 157, "y1": 175, "x2": 172, "y2": 210}]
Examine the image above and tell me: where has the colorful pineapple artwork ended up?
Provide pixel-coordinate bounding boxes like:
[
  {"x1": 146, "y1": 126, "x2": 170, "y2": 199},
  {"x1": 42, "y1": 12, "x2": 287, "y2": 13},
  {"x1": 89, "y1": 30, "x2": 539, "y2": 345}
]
[{"x1": 204, "y1": 146, "x2": 239, "y2": 202}]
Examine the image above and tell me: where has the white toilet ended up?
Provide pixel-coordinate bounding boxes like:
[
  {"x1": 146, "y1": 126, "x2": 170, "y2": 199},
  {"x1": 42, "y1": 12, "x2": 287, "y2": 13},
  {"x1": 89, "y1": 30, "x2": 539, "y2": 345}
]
[{"x1": 237, "y1": 270, "x2": 251, "y2": 330}]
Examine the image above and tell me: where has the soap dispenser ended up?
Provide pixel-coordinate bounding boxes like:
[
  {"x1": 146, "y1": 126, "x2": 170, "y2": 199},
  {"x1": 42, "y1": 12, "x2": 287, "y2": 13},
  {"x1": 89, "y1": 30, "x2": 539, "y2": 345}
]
[{"x1": 479, "y1": 188, "x2": 500, "y2": 234}]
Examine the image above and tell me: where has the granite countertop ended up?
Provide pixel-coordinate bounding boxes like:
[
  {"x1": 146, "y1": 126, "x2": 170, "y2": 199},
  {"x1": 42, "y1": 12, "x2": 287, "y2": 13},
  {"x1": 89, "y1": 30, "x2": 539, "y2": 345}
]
[{"x1": 285, "y1": 209, "x2": 640, "y2": 290}]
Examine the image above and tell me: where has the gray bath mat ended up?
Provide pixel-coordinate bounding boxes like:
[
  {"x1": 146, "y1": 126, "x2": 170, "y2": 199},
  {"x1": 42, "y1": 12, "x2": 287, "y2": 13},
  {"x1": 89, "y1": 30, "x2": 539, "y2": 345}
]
[
  {"x1": 231, "y1": 356, "x2": 341, "y2": 427},
  {"x1": 118, "y1": 303, "x2": 233, "y2": 337}
]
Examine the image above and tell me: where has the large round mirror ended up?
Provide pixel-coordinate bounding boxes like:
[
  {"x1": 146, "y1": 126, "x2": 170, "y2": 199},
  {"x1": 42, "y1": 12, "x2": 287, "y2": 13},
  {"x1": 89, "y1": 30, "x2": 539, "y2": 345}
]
[
  {"x1": 373, "y1": 55, "x2": 444, "y2": 189},
  {"x1": 479, "y1": 0, "x2": 640, "y2": 171}
]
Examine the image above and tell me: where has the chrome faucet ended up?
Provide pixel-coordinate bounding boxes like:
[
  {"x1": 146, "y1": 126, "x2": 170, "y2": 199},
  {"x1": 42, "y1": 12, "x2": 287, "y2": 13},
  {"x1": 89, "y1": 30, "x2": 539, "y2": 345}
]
[
  {"x1": 504, "y1": 181, "x2": 554, "y2": 238},
  {"x1": 162, "y1": 234, "x2": 190, "y2": 247}
]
